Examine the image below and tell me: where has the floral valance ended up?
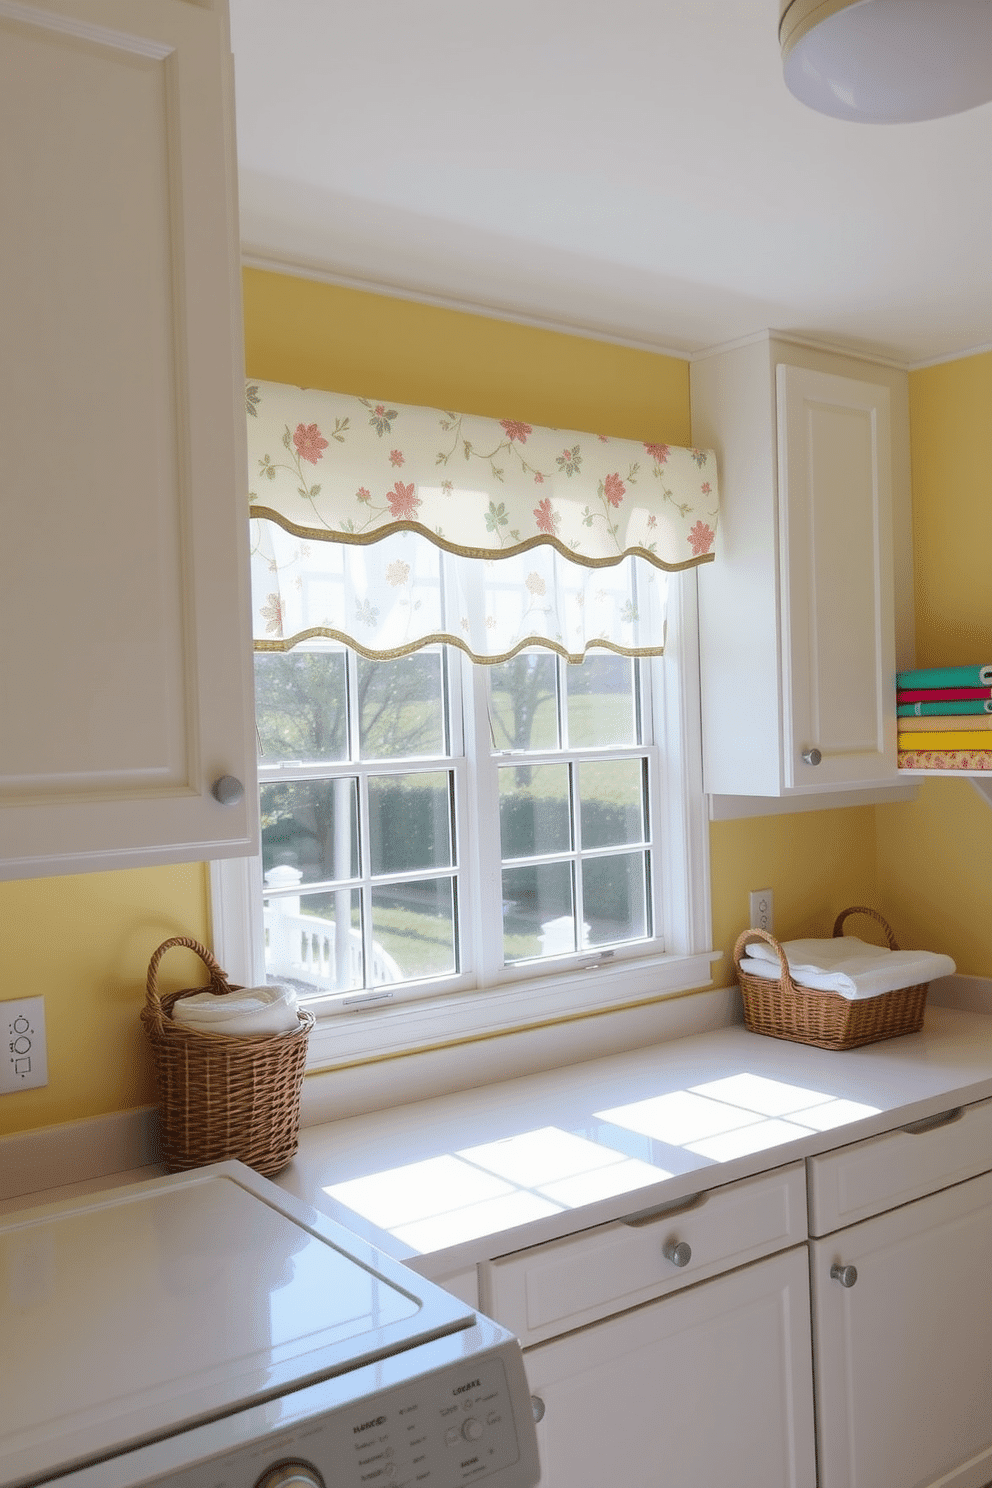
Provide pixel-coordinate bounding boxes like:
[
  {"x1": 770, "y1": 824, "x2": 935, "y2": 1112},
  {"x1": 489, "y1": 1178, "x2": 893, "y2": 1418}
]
[{"x1": 247, "y1": 379, "x2": 719, "y2": 663}]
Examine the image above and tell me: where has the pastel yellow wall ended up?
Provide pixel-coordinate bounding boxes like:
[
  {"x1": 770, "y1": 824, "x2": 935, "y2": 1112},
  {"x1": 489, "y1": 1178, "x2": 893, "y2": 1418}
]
[
  {"x1": 875, "y1": 351, "x2": 992, "y2": 976},
  {"x1": 0, "y1": 867, "x2": 209, "y2": 1135},
  {"x1": 242, "y1": 270, "x2": 692, "y2": 442},
  {"x1": 709, "y1": 806, "x2": 880, "y2": 976}
]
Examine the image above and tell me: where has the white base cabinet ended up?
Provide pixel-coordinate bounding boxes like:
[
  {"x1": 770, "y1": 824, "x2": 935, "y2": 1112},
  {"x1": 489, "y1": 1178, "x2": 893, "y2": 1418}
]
[
  {"x1": 811, "y1": 1152, "x2": 992, "y2": 1488},
  {"x1": 524, "y1": 1246, "x2": 816, "y2": 1488},
  {"x1": 477, "y1": 1098, "x2": 992, "y2": 1488}
]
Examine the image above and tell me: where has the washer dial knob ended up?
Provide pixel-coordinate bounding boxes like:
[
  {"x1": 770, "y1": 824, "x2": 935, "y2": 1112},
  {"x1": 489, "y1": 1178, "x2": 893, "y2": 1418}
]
[{"x1": 255, "y1": 1462, "x2": 325, "y2": 1488}]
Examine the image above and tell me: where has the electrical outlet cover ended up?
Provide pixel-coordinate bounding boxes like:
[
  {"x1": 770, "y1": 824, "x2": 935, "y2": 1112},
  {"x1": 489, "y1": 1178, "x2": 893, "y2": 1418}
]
[
  {"x1": 749, "y1": 890, "x2": 774, "y2": 935},
  {"x1": 1, "y1": 997, "x2": 48, "y2": 1092}
]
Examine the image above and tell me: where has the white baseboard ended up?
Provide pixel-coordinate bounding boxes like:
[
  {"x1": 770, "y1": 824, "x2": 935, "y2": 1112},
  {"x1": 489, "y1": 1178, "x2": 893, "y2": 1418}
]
[
  {"x1": 928, "y1": 974, "x2": 992, "y2": 1015},
  {"x1": 0, "y1": 1106, "x2": 160, "y2": 1206}
]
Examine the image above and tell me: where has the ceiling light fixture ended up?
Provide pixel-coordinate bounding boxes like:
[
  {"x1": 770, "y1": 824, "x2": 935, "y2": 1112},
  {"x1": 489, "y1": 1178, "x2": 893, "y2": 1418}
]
[{"x1": 780, "y1": 0, "x2": 992, "y2": 123}]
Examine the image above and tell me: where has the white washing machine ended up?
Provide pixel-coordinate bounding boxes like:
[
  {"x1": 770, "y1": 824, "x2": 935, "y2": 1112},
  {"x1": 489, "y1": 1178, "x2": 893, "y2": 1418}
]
[{"x1": 0, "y1": 1161, "x2": 541, "y2": 1488}]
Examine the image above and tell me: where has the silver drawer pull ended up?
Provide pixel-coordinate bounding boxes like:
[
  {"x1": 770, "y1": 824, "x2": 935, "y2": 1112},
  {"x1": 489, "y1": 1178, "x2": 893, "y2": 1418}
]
[
  {"x1": 531, "y1": 1396, "x2": 546, "y2": 1423},
  {"x1": 663, "y1": 1239, "x2": 692, "y2": 1268},
  {"x1": 622, "y1": 1191, "x2": 705, "y2": 1227},
  {"x1": 801, "y1": 748, "x2": 822, "y2": 766},
  {"x1": 902, "y1": 1107, "x2": 963, "y2": 1136},
  {"x1": 830, "y1": 1262, "x2": 858, "y2": 1288}
]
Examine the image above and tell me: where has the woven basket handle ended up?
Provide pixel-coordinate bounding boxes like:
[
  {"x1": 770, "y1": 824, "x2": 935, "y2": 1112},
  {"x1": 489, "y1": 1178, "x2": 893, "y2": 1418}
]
[
  {"x1": 832, "y1": 905, "x2": 899, "y2": 950},
  {"x1": 733, "y1": 927, "x2": 801, "y2": 996},
  {"x1": 145, "y1": 936, "x2": 235, "y2": 1032}
]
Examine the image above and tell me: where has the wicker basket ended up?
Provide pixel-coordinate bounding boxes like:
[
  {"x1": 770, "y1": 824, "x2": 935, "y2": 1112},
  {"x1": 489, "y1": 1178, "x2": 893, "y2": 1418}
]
[
  {"x1": 142, "y1": 936, "x2": 314, "y2": 1176},
  {"x1": 734, "y1": 906, "x2": 929, "y2": 1051}
]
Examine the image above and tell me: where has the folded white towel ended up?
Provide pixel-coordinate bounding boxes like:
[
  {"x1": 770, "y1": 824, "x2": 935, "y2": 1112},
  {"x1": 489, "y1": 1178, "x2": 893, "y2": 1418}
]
[
  {"x1": 745, "y1": 935, "x2": 890, "y2": 968},
  {"x1": 171, "y1": 984, "x2": 299, "y2": 1036},
  {"x1": 739, "y1": 938, "x2": 955, "y2": 1001}
]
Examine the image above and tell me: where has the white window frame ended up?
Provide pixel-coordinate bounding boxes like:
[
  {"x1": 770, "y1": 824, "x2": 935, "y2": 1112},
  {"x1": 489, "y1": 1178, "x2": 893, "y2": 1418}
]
[{"x1": 210, "y1": 569, "x2": 716, "y2": 1071}]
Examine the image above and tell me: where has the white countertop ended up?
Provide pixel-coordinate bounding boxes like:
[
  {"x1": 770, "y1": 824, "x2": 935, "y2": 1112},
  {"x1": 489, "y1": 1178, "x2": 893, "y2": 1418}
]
[
  {"x1": 270, "y1": 1005, "x2": 992, "y2": 1281},
  {"x1": 4, "y1": 1005, "x2": 991, "y2": 1285}
]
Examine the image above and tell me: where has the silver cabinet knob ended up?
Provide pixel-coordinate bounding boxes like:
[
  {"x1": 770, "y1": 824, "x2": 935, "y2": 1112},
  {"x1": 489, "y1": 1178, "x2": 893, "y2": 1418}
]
[
  {"x1": 211, "y1": 774, "x2": 245, "y2": 806},
  {"x1": 830, "y1": 1262, "x2": 858, "y2": 1288},
  {"x1": 801, "y1": 748, "x2": 822, "y2": 766},
  {"x1": 531, "y1": 1396, "x2": 546, "y2": 1423},
  {"x1": 663, "y1": 1239, "x2": 692, "y2": 1268}
]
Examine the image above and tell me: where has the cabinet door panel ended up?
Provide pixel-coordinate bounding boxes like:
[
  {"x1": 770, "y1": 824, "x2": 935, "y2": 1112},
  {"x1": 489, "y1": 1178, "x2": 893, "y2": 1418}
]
[
  {"x1": 811, "y1": 1168, "x2": 992, "y2": 1488},
  {"x1": 0, "y1": 0, "x2": 256, "y2": 877},
  {"x1": 777, "y1": 366, "x2": 896, "y2": 789},
  {"x1": 525, "y1": 1246, "x2": 815, "y2": 1488}
]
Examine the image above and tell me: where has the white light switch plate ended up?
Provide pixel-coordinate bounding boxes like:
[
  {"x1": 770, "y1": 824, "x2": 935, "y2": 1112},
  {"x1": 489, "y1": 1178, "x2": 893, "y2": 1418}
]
[{"x1": 1, "y1": 997, "x2": 48, "y2": 1092}]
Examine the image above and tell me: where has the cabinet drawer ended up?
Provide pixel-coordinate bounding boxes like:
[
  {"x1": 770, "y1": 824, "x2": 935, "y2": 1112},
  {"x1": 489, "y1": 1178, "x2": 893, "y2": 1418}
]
[
  {"x1": 808, "y1": 1095, "x2": 992, "y2": 1235},
  {"x1": 481, "y1": 1162, "x2": 806, "y2": 1347}
]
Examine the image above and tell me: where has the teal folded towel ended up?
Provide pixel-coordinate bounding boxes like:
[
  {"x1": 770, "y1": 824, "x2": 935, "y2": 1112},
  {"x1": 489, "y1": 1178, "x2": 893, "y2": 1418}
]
[
  {"x1": 897, "y1": 664, "x2": 992, "y2": 690},
  {"x1": 898, "y1": 699, "x2": 992, "y2": 716}
]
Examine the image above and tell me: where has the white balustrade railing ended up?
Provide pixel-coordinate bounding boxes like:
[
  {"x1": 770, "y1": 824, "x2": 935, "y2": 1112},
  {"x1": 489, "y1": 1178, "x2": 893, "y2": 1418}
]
[{"x1": 263, "y1": 866, "x2": 403, "y2": 990}]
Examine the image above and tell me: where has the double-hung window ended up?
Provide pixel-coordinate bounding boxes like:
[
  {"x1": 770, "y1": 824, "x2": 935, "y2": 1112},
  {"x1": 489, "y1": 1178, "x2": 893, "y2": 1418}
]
[{"x1": 211, "y1": 381, "x2": 718, "y2": 1062}]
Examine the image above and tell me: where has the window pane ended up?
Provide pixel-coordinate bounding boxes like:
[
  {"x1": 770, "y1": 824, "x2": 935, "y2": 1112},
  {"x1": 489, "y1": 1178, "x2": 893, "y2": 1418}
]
[
  {"x1": 566, "y1": 654, "x2": 637, "y2": 748},
  {"x1": 260, "y1": 779, "x2": 359, "y2": 884},
  {"x1": 263, "y1": 887, "x2": 362, "y2": 993},
  {"x1": 578, "y1": 759, "x2": 647, "y2": 848},
  {"x1": 357, "y1": 650, "x2": 446, "y2": 759},
  {"x1": 254, "y1": 650, "x2": 348, "y2": 764},
  {"x1": 369, "y1": 772, "x2": 453, "y2": 876},
  {"x1": 498, "y1": 763, "x2": 571, "y2": 859},
  {"x1": 370, "y1": 879, "x2": 456, "y2": 983},
  {"x1": 581, "y1": 852, "x2": 649, "y2": 948},
  {"x1": 502, "y1": 861, "x2": 574, "y2": 963},
  {"x1": 489, "y1": 652, "x2": 559, "y2": 751}
]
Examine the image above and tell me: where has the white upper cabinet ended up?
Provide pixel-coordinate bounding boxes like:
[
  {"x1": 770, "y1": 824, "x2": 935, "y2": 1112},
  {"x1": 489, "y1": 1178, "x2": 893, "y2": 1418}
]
[
  {"x1": 0, "y1": 0, "x2": 257, "y2": 879},
  {"x1": 691, "y1": 336, "x2": 913, "y2": 802}
]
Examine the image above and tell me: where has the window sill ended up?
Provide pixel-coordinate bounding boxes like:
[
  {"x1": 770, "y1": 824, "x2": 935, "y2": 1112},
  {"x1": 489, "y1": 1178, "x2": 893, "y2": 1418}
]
[{"x1": 304, "y1": 950, "x2": 722, "y2": 1073}]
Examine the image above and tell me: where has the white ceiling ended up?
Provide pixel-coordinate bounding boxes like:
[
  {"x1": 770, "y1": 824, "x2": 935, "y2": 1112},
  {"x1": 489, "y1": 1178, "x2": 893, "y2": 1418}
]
[{"x1": 229, "y1": 0, "x2": 992, "y2": 368}]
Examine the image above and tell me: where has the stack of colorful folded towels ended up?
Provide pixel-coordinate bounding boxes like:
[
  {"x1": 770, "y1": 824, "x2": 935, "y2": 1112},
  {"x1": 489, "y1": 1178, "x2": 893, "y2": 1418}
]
[{"x1": 897, "y1": 664, "x2": 992, "y2": 771}]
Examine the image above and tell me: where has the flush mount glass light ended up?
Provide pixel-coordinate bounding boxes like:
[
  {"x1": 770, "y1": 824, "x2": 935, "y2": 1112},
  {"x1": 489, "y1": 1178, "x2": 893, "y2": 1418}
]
[{"x1": 780, "y1": 0, "x2": 992, "y2": 122}]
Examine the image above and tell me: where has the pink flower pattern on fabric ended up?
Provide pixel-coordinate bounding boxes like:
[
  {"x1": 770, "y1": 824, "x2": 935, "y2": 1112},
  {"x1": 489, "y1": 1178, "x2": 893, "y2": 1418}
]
[
  {"x1": 603, "y1": 473, "x2": 625, "y2": 508},
  {"x1": 500, "y1": 419, "x2": 532, "y2": 444},
  {"x1": 387, "y1": 481, "x2": 420, "y2": 519},
  {"x1": 293, "y1": 423, "x2": 328, "y2": 464},
  {"x1": 533, "y1": 497, "x2": 559, "y2": 535},
  {"x1": 389, "y1": 449, "x2": 405, "y2": 467},
  {"x1": 645, "y1": 443, "x2": 669, "y2": 464},
  {"x1": 688, "y1": 520, "x2": 715, "y2": 556}
]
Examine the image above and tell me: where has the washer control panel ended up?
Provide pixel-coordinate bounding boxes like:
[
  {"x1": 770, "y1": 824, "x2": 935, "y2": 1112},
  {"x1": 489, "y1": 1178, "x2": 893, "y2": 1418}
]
[
  {"x1": 335, "y1": 1354, "x2": 522, "y2": 1487},
  {"x1": 128, "y1": 1340, "x2": 538, "y2": 1488}
]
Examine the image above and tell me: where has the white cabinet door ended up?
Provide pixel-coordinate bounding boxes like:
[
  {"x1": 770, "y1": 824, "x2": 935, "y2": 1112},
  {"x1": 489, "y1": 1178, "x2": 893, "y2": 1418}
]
[
  {"x1": 0, "y1": 0, "x2": 257, "y2": 879},
  {"x1": 691, "y1": 337, "x2": 907, "y2": 801},
  {"x1": 525, "y1": 1246, "x2": 815, "y2": 1488},
  {"x1": 777, "y1": 366, "x2": 897, "y2": 790},
  {"x1": 811, "y1": 1167, "x2": 992, "y2": 1488}
]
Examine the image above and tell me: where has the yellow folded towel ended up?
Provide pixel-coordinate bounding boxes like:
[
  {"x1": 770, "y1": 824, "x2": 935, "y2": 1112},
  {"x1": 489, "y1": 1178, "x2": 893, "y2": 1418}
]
[{"x1": 897, "y1": 731, "x2": 992, "y2": 751}]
